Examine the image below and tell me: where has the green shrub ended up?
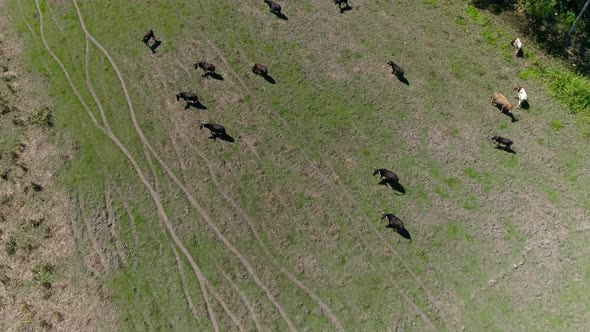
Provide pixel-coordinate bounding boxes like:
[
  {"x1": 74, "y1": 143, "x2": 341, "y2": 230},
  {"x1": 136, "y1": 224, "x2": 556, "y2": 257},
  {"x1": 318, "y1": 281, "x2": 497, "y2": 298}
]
[
  {"x1": 33, "y1": 264, "x2": 54, "y2": 289},
  {"x1": 28, "y1": 107, "x2": 54, "y2": 128}
]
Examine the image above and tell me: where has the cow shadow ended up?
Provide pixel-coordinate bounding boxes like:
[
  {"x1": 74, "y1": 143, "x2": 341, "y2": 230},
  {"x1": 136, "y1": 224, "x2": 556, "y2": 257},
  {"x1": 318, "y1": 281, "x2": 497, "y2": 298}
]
[
  {"x1": 516, "y1": 48, "x2": 524, "y2": 58},
  {"x1": 149, "y1": 40, "x2": 161, "y2": 53},
  {"x1": 501, "y1": 109, "x2": 518, "y2": 122},
  {"x1": 262, "y1": 74, "x2": 276, "y2": 84},
  {"x1": 273, "y1": 12, "x2": 288, "y2": 20},
  {"x1": 206, "y1": 73, "x2": 224, "y2": 81},
  {"x1": 185, "y1": 101, "x2": 207, "y2": 110},
  {"x1": 494, "y1": 145, "x2": 516, "y2": 154},
  {"x1": 339, "y1": 5, "x2": 352, "y2": 13},
  {"x1": 519, "y1": 100, "x2": 530, "y2": 110},
  {"x1": 386, "y1": 225, "x2": 412, "y2": 241},
  {"x1": 210, "y1": 133, "x2": 235, "y2": 143},
  {"x1": 379, "y1": 179, "x2": 406, "y2": 195},
  {"x1": 397, "y1": 76, "x2": 410, "y2": 85}
]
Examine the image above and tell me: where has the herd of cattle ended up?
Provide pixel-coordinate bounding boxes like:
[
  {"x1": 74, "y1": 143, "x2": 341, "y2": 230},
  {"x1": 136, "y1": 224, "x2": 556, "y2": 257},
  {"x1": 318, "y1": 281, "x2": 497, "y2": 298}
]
[{"x1": 141, "y1": 1, "x2": 531, "y2": 241}]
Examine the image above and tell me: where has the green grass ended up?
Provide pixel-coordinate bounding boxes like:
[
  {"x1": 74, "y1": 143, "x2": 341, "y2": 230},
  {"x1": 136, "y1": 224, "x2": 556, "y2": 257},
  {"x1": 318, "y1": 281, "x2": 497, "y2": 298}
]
[
  {"x1": 550, "y1": 118, "x2": 563, "y2": 130},
  {"x1": 5, "y1": 0, "x2": 590, "y2": 330}
]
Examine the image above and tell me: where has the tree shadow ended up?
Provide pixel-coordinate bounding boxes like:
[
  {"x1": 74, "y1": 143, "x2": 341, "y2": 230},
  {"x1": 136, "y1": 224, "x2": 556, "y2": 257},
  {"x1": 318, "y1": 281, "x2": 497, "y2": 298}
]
[
  {"x1": 386, "y1": 224, "x2": 412, "y2": 241},
  {"x1": 494, "y1": 145, "x2": 516, "y2": 154},
  {"x1": 379, "y1": 179, "x2": 406, "y2": 195},
  {"x1": 262, "y1": 74, "x2": 276, "y2": 84},
  {"x1": 471, "y1": 0, "x2": 514, "y2": 15},
  {"x1": 149, "y1": 40, "x2": 161, "y2": 54},
  {"x1": 185, "y1": 101, "x2": 207, "y2": 110},
  {"x1": 210, "y1": 133, "x2": 235, "y2": 143}
]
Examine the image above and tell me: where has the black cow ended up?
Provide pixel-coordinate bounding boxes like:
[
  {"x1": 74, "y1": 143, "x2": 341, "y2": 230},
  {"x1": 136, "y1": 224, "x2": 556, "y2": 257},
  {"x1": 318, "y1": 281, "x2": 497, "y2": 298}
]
[
  {"x1": 373, "y1": 168, "x2": 399, "y2": 183},
  {"x1": 492, "y1": 136, "x2": 513, "y2": 149},
  {"x1": 264, "y1": 0, "x2": 282, "y2": 15},
  {"x1": 194, "y1": 62, "x2": 216, "y2": 76},
  {"x1": 381, "y1": 212, "x2": 411, "y2": 241},
  {"x1": 176, "y1": 92, "x2": 199, "y2": 108},
  {"x1": 334, "y1": 0, "x2": 350, "y2": 11},
  {"x1": 387, "y1": 60, "x2": 405, "y2": 79},
  {"x1": 252, "y1": 63, "x2": 269, "y2": 76},
  {"x1": 142, "y1": 29, "x2": 155, "y2": 45},
  {"x1": 200, "y1": 123, "x2": 227, "y2": 140}
]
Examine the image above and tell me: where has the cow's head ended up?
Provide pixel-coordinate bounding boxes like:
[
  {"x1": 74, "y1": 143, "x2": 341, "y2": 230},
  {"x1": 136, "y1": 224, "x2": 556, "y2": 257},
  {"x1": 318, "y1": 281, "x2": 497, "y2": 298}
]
[
  {"x1": 175, "y1": 94, "x2": 181, "y2": 101},
  {"x1": 380, "y1": 212, "x2": 387, "y2": 220},
  {"x1": 373, "y1": 168, "x2": 380, "y2": 176}
]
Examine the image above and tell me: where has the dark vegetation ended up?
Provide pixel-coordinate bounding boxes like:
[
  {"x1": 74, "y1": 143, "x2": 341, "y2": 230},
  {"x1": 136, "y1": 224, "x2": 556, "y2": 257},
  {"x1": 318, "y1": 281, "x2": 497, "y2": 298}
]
[{"x1": 472, "y1": 0, "x2": 590, "y2": 72}]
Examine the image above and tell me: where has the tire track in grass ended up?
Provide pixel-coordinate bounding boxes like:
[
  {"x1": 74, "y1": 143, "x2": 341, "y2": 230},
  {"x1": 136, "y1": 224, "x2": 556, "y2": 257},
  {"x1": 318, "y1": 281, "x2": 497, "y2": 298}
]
[
  {"x1": 160, "y1": 61, "x2": 344, "y2": 330},
  {"x1": 112, "y1": 183, "x2": 140, "y2": 246},
  {"x1": 190, "y1": 6, "x2": 447, "y2": 324},
  {"x1": 168, "y1": 244, "x2": 203, "y2": 326},
  {"x1": 78, "y1": 190, "x2": 110, "y2": 273},
  {"x1": 128, "y1": 64, "x2": 266, "y2": 330},
  {"x1": 167, "y1": 51, "x2": 434, "y2": 329},
  {"x1": 105, "y1": 184, "x2": 128, "y2": 266},
  {"x1": 115, "y1": 179, "x2": 206, "y2": 328},
  {"x1": 176, "y1": 38, "x2": 439, "y2": 329},
  {"x1": 70, "y1": 1, "x2": 296, "y2": 330},
  {"x1": 216, "y1": 264, "x2": 264, "y2": 332},
  {"x1": 82, "y1": 37, "x2": 243, "y2": 332},
  {"x1": 33, "y1": 1, "x2": 220, "y2": 329}
]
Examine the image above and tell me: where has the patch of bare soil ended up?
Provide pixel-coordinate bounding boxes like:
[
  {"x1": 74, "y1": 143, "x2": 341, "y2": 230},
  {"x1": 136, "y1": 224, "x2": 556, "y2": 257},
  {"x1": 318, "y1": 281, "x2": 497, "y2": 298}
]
[{"x1": 0, "y1": 6, "x2": 117, "y2": 331}]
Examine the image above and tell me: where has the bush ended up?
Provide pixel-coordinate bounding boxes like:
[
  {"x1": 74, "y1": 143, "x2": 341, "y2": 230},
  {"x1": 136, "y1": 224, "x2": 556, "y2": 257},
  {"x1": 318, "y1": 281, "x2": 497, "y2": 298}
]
[{"x1": 28, "y1": 107, "x2": 53, "y2": 128}]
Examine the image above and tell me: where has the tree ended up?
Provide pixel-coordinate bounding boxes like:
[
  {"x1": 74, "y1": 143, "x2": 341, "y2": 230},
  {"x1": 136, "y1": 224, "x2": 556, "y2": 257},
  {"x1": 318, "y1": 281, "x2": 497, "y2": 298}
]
[{"x1": 566, "y1": 0, "x2": 590, "y2": 47}]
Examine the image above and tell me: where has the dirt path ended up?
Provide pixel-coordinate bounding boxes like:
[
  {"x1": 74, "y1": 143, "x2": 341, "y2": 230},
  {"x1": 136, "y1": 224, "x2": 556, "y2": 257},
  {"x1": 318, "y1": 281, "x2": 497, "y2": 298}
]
[
  {"x1": 80, "y1": 34, "x2": 222, "y2": 331},
  {"x1": 70, "y1": 1, "x2": 297, "y2": 329},
  {"x1": 169, "y1": 244, "x2": 203, "y2": 324},
  {"x1": 217, "y1": 265, "x2": 264, "y2": 331},
  {"x1": 34, "y1": 1, "x2": 226, "y2": 329}
]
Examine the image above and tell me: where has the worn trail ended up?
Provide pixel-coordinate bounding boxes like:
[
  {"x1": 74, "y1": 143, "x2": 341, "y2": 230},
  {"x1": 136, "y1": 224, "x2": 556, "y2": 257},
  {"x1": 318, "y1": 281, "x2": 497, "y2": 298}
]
[{"x1": 71, "y1": 1, "x2": 296, "y2": 329}]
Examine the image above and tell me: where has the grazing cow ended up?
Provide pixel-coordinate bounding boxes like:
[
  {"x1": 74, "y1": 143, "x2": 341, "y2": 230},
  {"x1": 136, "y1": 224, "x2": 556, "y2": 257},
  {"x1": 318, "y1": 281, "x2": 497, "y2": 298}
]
[
  {"x1": 263, "y1": 0, "x2": 282, "y2": 15},
  {"x1": 200, "y1": 123, "x2": 227, "y2": 139},
  {"x1": 142, "y1": 29, "x2": 155, "y2": 45},
  {"x1": 373, "y1": 168, "x2": 399, "y2": 183},
  {"x1": 252, "y1": 63, "x2": 269, "y2": 76},
  {"x1": 176, "y1": 92, "x2": 199, "y2": 108},
  {"x1": 491, "y1": 135, "x2": 513, "y2": 149},
  {"x1": 511, "y1": 38, "x2": 523, "y2": 56},
  {"x1": 334, "y1": 0, "x2": 349, "y2": 9},
  {"x1": 194, "y1": 62, "x2": 216, "y2": 76},
  {"x1": 491, "y1": 92, "x2": 514, "y2": 113},
  {"x1": 387, "y1": 60, "x2": 405, "y2": 79},
  {"x1": 381, "y1": 212, "x2": 411, "y2": 241},
  {"x1": 512, "y1": 85, "x2": 528, "y2": 109}
]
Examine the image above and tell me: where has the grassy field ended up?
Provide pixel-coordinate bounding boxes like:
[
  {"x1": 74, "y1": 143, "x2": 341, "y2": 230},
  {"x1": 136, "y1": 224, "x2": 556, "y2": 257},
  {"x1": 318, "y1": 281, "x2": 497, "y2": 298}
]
[{"x1": 4, "y1": 0, "x2": 590, "y2": 330}]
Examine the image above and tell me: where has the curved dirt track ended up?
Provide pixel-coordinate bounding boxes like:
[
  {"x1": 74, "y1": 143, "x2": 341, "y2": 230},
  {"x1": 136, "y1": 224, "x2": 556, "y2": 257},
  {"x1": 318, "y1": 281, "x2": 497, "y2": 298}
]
[
  {"x1": 81, "y1": 36, "x2": 250, "y2": 332},
  {"x1": 71, "y1": 0, "x2": 297, "y2": 330},
  {"x1": 34, "y1": 0, "x2": 226, "y2": 329},
  {"x1": 161, "y1": 60, "x2": 346, "y2": 331}
]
